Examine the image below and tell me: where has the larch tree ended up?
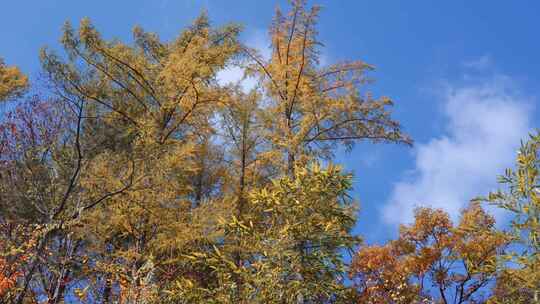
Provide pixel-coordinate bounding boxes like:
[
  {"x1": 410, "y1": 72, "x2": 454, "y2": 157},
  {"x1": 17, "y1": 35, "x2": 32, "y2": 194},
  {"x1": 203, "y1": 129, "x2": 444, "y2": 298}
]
[
  {"x1": 246, "y1": 1, "x2": 410, "y2": 301},
  {"x1": 0, "y1": 1, "x2": 412, "y2": 303},
  {"x1": 165, "y1": 1, "x2": 411, "y2": 303},
  {"x1": 245, "y1": 0, "x2": 411, "y2": 175},
  {"x1": 37, "y1": 13, "x2": 241, "y2": 303}
]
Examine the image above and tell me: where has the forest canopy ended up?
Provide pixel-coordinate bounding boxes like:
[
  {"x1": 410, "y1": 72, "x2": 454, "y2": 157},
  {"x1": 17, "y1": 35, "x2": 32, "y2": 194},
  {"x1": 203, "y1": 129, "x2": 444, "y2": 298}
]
[{"x1": 0, "y1": 1, "x2": 538, "y2": 303}]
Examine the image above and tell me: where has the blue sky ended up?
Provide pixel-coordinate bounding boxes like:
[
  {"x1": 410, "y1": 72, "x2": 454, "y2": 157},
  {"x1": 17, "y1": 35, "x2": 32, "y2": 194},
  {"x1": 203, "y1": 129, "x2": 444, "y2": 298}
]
[{"x1": 2, "y1": 0, "x2": 540, "y2": 244}]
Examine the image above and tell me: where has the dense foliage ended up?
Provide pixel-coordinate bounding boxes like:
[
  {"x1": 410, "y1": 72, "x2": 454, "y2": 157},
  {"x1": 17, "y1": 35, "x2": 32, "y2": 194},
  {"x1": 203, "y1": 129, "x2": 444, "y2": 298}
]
[
  {"x1": 0, "y1": 1, "x2": 538, "y2": 303},
  {"x1": 351, "y1": 204, "x2": 511, "y2": 303}
]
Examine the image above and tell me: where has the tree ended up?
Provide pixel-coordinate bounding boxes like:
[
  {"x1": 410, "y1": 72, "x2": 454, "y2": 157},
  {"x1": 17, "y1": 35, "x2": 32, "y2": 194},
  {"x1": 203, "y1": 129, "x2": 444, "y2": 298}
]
[
  {"x1": 0, "y1": 222, "x2": 37, "y2": 302},
  {"x1": 0, "y1": 1, "x2": 411, "y2": 303},
  {"x1": 167, "y1": 164, "x2": 358, "y2": 303},
  {"x1": 156, "y1": 1, "x2": 410, "y2": 302},
  {"x1": 351, "y1": 203, "x2": 511, "y2": 304},
  {"x1": 0, "y1": 58, "x2": 28, "y2": 101},
  {"x1": 0, "y1": 97, "x2": 83, "y2": 304},
  {"x1": 36, "y1": 13, "x2": 241, "y2": 303},
  {"x1": 246, "y1": 0, "x2": 411, "y2": 174},
  {"x1": 480, "y1": 132, "x2": 540, "y2": 303}
]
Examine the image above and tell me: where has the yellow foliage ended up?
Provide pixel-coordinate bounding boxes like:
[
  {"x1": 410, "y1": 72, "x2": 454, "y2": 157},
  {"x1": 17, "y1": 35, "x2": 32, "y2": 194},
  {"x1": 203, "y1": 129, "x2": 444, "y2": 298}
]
[{"x1": 0, "y1": 58, "x2": 27, "y2": 101}]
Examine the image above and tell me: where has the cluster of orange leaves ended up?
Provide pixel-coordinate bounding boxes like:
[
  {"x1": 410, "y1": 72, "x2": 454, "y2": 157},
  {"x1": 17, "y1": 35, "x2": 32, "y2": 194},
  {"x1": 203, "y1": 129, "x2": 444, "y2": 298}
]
[
  {"x1": 351, "y1": 203, "x2": 511, "y2": 303},
  {"x1": 0, "y1": 224, "x2": 38, "y2": 299},
  {"x1": 0, "y1": 255, "x2": 26, "y2": 297}
]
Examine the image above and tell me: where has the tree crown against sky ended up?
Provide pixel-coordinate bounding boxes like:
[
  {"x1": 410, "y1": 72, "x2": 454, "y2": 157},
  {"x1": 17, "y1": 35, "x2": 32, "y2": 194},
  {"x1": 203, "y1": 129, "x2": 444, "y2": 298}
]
[{"x1": 0, "y1": 0, "x2": 539, "y2": 303}]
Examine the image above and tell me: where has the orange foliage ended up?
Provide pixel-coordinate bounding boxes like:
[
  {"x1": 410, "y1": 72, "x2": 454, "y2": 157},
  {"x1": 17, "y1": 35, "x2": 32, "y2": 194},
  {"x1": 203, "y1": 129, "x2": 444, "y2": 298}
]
[
  {"x1": 351, "y1": 203, "x2": 511, "y2": 304},
  {"x1": 0, "y1": 256, "x2": 23, "y2": 297},
  {"x1": 0, "y1": 222, "x2": 36, "y2": 300}
]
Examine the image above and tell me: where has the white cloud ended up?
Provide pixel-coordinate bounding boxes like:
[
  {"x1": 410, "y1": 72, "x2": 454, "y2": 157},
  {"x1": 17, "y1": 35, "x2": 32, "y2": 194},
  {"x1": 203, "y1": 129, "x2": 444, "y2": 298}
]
[
  {"x1": 247, "y1": 29, "x2": 271, "y2": 60},
  {"x1": 216, "y1": 29, "x2": 270, "y2": 92},
  {"x1": 216, "y1": 28, "x2": 330, "y2": 91},
  {"x1": 216, "y1": 66, "x2": 258, "y2": 91},
  {"x1": 383, "y1": 75, "x2": 533, "y2": 224}
]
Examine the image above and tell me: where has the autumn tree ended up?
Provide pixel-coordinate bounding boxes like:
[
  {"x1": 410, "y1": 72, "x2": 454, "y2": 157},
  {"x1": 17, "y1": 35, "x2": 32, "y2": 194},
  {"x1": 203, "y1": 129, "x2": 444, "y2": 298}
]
[
  {"x1": 0, "y1": 58, "x2": 28, "y2": 102},
  {"x1": 0, "y1": 1, "x2": 411, "y2": 303},
  {"x1": 0, "y1": 96, "x2": 83, "y2": 304},
  {"x1": 480, "y1": 132, "x2": 540, "y2": 303},
  {"x1": 161, "y1": 1, "x2": 411, "y2": 302},
  {"x1": 351, "y1": 203, "x2": 511, "y2": 304},
  {"x1": 35, "y1": 12, "x2": 241, "y2": 303},
  {"x1": 246, "y1": 0, "x2": 411, "y2": 175},
  {"x1": 0, "y1": 222, "x2": 38, "y2": 303},
  {"x1": 167, "y1": 164, "x2": 358, "y2": 303}
]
